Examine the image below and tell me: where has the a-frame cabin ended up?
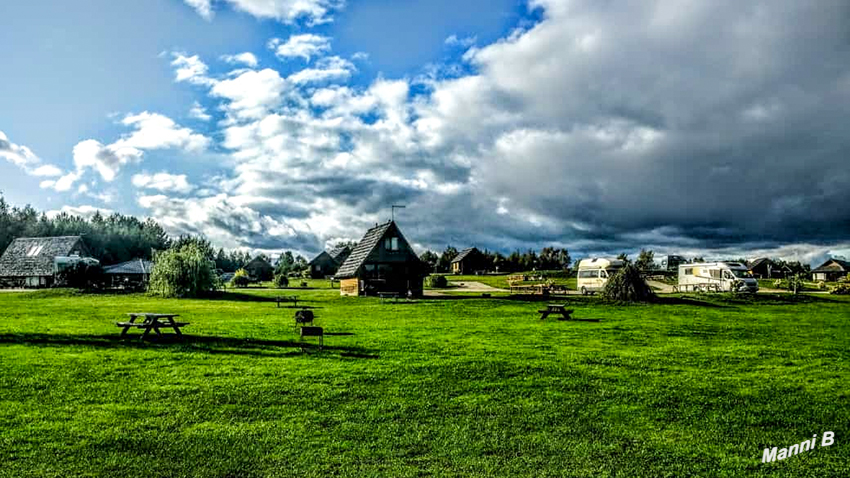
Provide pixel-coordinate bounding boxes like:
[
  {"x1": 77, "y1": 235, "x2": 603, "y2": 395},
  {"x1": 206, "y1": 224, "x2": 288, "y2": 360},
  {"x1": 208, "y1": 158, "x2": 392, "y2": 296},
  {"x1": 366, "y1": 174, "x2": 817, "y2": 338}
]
[{"x1": 335, "y1": 221, "x2": 429, "y2": 297}]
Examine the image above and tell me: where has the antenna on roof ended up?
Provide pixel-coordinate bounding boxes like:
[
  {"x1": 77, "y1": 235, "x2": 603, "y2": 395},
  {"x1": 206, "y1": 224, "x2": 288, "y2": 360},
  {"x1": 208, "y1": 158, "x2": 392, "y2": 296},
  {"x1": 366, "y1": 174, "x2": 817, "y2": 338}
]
[{"x1": 391, "y1": 204, "x2": 406, "y2": 222}]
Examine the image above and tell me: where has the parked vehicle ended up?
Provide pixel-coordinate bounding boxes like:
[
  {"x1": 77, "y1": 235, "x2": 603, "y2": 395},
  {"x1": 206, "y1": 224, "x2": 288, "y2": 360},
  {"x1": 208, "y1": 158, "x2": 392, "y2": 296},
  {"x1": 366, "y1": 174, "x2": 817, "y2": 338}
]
[
  {"x1": 577, "y1": 258, "x2": 625, "y2": 295},
  {"x1": 677, "y1": 262, "x2": 758, "y2": 293}
]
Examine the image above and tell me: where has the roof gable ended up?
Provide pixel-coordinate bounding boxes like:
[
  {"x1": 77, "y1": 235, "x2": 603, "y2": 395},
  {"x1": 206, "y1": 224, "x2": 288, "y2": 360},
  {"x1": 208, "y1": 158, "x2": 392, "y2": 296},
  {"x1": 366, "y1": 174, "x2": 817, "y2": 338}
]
[
  {"x1": 0, "y1": 236, "x2": 88, "y2": 277},
  {"x1": 329, "y1": 245, "x2": 351, "y2": 263},
  {"x1": 244, "y1": 257, "x2": 273, "y2": 270},
  {"x1": 309, "y1": 251, "x2": 336, "y2": 266},
  {"x1": 813, "y1": 258, "x2": 850, "y2": 273},
  {"x1": 452, "y1": 247, "x2": 479, "y2": 263},
  {"x1": 103, "y1": 259, "x2": 153, "y2": 275},
  {"x1": 335, "y1": 221, "x2": 423, "y2": 278}
]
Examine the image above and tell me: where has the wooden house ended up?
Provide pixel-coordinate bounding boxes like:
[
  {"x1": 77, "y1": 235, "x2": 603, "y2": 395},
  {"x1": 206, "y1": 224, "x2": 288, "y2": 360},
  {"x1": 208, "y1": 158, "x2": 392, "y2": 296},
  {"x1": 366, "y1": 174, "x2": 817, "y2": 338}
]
[
  {"x1": 336, "y1": 221, "x2": 429, "y2": 297},
  {"x1": 746, "y1": 258, "x2": 791, "y2": 278},
  {"x1": 329, "y1": 245, "x2": 352, "y2": 265},
  {"x1": 244, "y1": 256, "x2": 274, "y2": 281},
  {"x1": 811, "y1": 258, "x2": 849, "y2": 282},
  {"x1": 0, "y1": 236, "x2": 93, "y2": 288},
  {"x1": 451, "y1": 247, "x2": 483, "y2": 274},
  {"x1": 103, "y1": 258, "x2": 153, "y2": 289},
  {"x1": 308, "y1": 251, "x2": 340, "y2": 279}
]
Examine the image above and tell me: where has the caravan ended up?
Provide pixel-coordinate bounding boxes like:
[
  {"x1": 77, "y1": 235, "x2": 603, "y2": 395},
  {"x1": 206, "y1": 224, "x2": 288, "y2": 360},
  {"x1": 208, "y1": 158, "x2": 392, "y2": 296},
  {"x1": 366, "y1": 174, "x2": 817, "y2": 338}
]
[
  {"x1": 577, "y1": 258, "x2": 624, "y2": 295},
  {"x1": 677, "y1": 262, "x2": 758, "y2": 293}
]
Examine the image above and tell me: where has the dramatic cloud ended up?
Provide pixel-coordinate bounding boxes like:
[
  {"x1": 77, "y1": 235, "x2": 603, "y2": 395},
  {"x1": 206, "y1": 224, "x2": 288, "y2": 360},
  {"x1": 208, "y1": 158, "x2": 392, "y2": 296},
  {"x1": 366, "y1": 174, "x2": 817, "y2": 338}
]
[
  {"x1": 133, "y1": 0, "x2": 850, "y2": 260},
  {"x1": 184, "y1": 0, "x2": 341, "y2": 25},
  {"x1": 269, "y1": 34, "x2": 331, "y2": 62},
  {"x1": 132, "y1": 172, "x2": 195, "y2": 194},
  {"x1": 0, "y1": 130, "x2": 63, "y2": 178}
]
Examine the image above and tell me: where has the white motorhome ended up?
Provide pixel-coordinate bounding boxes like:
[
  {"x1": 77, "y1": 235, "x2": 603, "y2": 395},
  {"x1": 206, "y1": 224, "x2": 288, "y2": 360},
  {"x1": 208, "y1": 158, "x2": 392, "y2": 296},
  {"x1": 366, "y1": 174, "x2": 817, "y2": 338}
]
[
  {"x1": 677, "y1": 262, "x2": 758, "y2": 293},
  {"x1": 577, "y1": 258, "x2": 625, "y2": 295}
]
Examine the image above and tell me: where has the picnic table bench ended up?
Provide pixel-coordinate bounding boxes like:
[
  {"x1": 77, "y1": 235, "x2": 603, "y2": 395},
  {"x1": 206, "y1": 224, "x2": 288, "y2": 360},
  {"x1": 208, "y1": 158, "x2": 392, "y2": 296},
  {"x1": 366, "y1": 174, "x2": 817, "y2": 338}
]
[
  {"x1": 117, "y1": 313, "x2": 188, "y2": 339},
  {"x1": 275, "y1": 295, "x2": 298, "y2": 308},
  {"x1": 300, "y1": 326, "x2": 324, "y2": 351},
  {"x1": 537, "y1": 304, "x2": 574, "y2": 321}
]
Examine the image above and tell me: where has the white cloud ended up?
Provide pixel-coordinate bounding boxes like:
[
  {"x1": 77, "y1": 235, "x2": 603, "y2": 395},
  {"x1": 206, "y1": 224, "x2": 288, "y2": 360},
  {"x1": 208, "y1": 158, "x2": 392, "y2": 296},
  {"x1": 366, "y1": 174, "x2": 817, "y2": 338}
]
[
  {"x1": 118, "y1": 112, "x2": 210, "y2": 152},
  {"x1": 287, "y1": 56, "x2": 355, "y2": 84},
  {"x1": 189, "y1": 101, "x2": 212, "y2": 121},
  {"x1": 132, "y1": 172, "x2": 195, "y2": 194},
  {"x1": 0, "y1": 130, "x2": 64, "y2": 178},
  {"x1": 221, "y1": 52, "x2": 259, "y2": 67},
  {"x1": 46, "y1": 205, "x2": 115, "y2": 219},
  {"x1": 171, "y1": 53, "x2": 215, "y2": 86},
  {"x1": 183, "y1": 0, "x2": 340, "y2": 25},
  {"x1": 72, "y1": 140, "x2": 142, "y2": 182},
  {"x1": 445, "y1": 35, "x2": 477, "y2": 48},
  {"x1": 211, "y1": 68, "x2": 289, "y2": 120},
  {"x1": 269, "y1": 34, "x2": 331, "y2": 62}
]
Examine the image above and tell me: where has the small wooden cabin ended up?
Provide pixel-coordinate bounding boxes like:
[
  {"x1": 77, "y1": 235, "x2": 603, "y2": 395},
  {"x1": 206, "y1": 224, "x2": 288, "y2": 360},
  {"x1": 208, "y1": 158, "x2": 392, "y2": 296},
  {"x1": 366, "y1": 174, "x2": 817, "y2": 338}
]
[
  {"x1": 812, "y1": 258, "x2": 849, "y2": 282},
  {"x1": 0, "y1": 236, "x2": 93, "y2": 288},
  {"x1": 308, "y1": 251, "x2": 340, "y2": 279},
  {"x1": 244, "y1": 256, "x2": 274, "y2": 281},
  {"x1": 450, "y1": 247, "x2": 483, "y2": 274},
  {"x1": 336, "y1": 221, "x2": 429, "y2": 297},
  {"x1": 103, "y1": 258, "x2": 153, "y2": 289}
]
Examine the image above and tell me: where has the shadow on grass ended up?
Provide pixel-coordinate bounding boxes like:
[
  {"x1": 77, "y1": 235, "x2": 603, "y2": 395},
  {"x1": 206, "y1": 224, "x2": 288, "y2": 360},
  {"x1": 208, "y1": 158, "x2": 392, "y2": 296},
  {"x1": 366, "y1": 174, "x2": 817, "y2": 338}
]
[{"x1": 0, "y1": 333, "x2": 376, "y2": 359}]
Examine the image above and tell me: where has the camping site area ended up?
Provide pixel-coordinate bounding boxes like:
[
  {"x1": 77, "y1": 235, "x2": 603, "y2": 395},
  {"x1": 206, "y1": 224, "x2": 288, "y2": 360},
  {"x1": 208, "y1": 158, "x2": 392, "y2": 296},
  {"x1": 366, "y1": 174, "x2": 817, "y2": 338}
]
[{"x1": 0, "y1": 289, "x2": 848, "y2": 477}]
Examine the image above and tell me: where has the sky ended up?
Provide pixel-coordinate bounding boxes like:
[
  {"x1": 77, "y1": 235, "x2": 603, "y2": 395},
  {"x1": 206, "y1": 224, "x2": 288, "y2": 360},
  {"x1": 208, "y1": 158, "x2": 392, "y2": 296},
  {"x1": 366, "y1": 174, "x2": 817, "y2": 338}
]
[{"x1": 1, "y1": 0, "x2": 849, "y2": 266}]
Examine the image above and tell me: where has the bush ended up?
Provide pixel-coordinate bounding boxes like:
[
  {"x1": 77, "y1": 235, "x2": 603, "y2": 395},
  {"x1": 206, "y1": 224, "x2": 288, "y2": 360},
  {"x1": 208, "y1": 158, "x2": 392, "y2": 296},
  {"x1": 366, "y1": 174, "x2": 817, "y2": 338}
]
[
  {"x1": 787, "y1": 274, "x2": 805, "y2": 294},
  {"x1": 273, "y1": 274, "x2": 289, "y2": 288},
  {"x1": 600, "y1": 264, "x2": 655, "y2": 303},
  {"x1": 830, "y1": 283, "x2": 850, "y2": 295},
  {"x1": 56, "y1": 260, "x2": 103, "y2": 290},
  {"x1": 230, "y1": 269, "x2": 250, "y2": 288},
  {"x1": 817, "y1": 280, "x2": 827, "y2": 290},
  {"x1": 148, "y1": 243, "x2": 219, "y2": 298},
  {"x1": 773, "y1": 279, "x2": 783, "y2": 288},
  {"x1": 427, "y1": 275, "x2": 449, "y2": 288}
]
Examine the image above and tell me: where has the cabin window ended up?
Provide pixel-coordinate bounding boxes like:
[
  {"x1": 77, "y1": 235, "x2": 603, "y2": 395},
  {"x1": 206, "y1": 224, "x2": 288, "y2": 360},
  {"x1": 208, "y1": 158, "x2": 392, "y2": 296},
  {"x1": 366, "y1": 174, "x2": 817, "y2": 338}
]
[
  {"x1": 723, "y1": 270, "x2": 734, "y2": 280},
  {"x1": 385, "y1": 237, "x2": 399, "y2": 251},
  {"x1": 26, "y1": 245, "x2": 44, "y2": 257},
  {"x1": 684, "y1": 268, "x2": 693, "y2": 275},
  {"x1": 578, "y1": 270, "x2": 597, "y2": 279},
  {"x1": 710, "y1": 269, "x2": 721, "y2": 280},
  {"x1": 365, "y1": 264, "x2": 376, "y2": 271}
]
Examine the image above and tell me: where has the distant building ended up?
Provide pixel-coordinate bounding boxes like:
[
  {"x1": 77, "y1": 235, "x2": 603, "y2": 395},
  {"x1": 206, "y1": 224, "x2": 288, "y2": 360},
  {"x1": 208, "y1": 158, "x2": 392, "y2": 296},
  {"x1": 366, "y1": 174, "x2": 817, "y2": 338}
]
[
  {"x1": 103, "y1": 259, "x2": 153, "y2": 289},
  {"x1": 329, "y1": 245, "x2": 352, "y2": 265},
  {"x1": 336, "y1": 221, "x2": 429, "y2": 297},
  {"x1": 747, "y1": 258, "x2": 792, "y2": 279},
  {"x1": 811, "y1": 258, "x2": 849, "y2": 282},
  {"x1": 243, "y1": 256, "x2": 274, "y2": 281},
  {"x1": 0, "y1": 236, "x2": 94, "y2": 288},
  {"x1": 661, "y1": 255, "x2": 687, "y2": 272},
  {"x1": 451, "y1": 247, "x2": 483, "y2": 274},
  {"x1": 308, "y1": 251, "x2": 340, "y2": 279}
]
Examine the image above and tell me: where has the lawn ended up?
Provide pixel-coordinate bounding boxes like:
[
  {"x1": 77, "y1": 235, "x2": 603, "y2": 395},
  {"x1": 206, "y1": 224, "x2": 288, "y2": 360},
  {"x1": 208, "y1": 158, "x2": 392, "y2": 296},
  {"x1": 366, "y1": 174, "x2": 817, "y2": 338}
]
[
  {"x1": 1, "y1": 290, "x2": 848, "y2": 477},
  {"x1": 445, "y1": 273, "x2": 577, "y2": 290}
]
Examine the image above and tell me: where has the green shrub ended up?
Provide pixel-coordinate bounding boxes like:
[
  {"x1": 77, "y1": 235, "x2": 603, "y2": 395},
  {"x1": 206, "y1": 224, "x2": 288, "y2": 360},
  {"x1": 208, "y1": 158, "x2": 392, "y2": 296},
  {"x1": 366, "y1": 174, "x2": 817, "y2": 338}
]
[
  {"x1": 600, "y1": 264, "x2": 655, "y2": 303},
  {"x1": 230, "y1": 269, "x2": 250, "y2": 288},
  {"x1": 817, "y1": 280, "x2": 827, "y2": 290},
  {"x1": 148, "y1": 243, "x2": 219, "y2": 298},
  {"x1": 787, "y1": 274, "x2": 804, "y2": 294},
  {"x1": 428, "y1": 275, "x2": 449, "y2": 288},
  {"x1": 273, "y1": 274, "x2": 289, "y2": 288},
  {"x1": 773, "y1": 279, "x2": 783, "y2": 288},
  {"x1": 56, "y1": 260, "x2": 103, "y2": 290},
  {"x1": 830, "y1": 283, "x2": 850, "y2": 295}
]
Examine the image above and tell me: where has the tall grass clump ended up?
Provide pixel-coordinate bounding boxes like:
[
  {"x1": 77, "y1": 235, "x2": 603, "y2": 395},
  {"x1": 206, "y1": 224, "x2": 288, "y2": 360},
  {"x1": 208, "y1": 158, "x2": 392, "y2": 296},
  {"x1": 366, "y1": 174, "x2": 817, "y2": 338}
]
[{"x1": 601, "y1": 264, "x2": 655, "y2": 303}]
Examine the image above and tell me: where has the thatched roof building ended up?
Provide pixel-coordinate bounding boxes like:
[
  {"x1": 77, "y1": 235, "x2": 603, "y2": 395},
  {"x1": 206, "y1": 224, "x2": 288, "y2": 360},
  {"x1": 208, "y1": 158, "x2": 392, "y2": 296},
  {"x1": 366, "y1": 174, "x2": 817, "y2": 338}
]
[{"x1": 0, "y1": 236, "x2": 91, "y2": 288}]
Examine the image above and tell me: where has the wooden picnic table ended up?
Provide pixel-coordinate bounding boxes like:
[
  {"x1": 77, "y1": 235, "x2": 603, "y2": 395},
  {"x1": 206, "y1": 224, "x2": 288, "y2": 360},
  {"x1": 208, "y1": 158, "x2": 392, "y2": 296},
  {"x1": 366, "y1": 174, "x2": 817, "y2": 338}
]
[
  {"x1": 275, "y1": 295, "x2": 298, "y2": 308},
  {"x1": 537, "y1": 304, "x2": 574, "y2": 321},
  {"x1": 117, "y1": 313, "x2": 189, "y2": 339}
]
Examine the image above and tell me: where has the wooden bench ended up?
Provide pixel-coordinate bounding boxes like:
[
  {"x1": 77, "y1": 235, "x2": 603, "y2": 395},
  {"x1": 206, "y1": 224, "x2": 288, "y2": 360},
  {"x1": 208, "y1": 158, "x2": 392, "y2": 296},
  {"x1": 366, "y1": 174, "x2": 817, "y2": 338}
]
[
  {"x1": 117, "y1": 313, "x2": 188, "y2": 339},
  {"x1": 537, "y1": 304, "x2": 574, "y2": 321},
  {"x1": 275, "y1": 296, "x2": 298, "y2": 308},
  {"x1": 299, "y1": 326, "x2": 324, "y2": 351}
]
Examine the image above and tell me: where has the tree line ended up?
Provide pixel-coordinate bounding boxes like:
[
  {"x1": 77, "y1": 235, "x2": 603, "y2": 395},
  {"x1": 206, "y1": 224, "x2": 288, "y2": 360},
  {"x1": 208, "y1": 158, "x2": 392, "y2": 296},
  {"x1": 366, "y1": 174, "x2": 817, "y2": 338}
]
[{"x1": 420, "y1": 246, "x2": 573, "y2": 273}]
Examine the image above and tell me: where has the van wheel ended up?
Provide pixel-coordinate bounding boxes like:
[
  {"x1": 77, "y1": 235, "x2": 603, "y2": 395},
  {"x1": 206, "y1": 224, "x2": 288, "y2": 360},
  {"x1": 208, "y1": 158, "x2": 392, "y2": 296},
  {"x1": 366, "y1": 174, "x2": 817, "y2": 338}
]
[{"x1": 581, "y1": 286, "x2": 587, "y2": 296}]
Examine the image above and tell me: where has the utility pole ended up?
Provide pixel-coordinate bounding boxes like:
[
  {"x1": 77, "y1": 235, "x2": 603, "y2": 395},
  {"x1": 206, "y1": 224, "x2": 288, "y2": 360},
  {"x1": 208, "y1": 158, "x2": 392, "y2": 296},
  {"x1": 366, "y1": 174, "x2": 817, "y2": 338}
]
[{"x1": 391, "y1": 205, "x2": 406, "y2": 222}]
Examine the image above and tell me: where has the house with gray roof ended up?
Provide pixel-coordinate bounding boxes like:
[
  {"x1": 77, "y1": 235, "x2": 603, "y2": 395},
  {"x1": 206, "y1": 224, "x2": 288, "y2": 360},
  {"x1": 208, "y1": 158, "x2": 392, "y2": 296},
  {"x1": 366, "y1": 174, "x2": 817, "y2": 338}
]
[
  {"x1": 451, "y1": 247, "x2": 483, "y2": 275},
  {"x1": 336, "y1": 221, "x2": 428, "y2": 297},
  {"x1": 0, "y1": 236, "x2": 92, "y2": 288},
  {"x1": 812, "y1": 258, "x2": 850, "y2": 282},
  {"x1": 103, "y1": 258, "x2": 153, "y2": 289}
]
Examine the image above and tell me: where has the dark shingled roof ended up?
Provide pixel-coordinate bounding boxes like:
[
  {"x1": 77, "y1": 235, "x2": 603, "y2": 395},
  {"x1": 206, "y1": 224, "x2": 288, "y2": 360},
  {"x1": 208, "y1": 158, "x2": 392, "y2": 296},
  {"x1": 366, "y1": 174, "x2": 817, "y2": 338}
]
[
  {"x1": 747, "y1": 257, "x2": 770, "y2": 270},
  {"x1": 451, "y1": 247, "x2": 478, "y2": 263},
  {"x1": 812, "y1": 258, "x2": 850, "y2": 273},
  {"x1": 309, "y1": 251, "x2": 336, "y2": 266},
  {"x1": 335, "y1": 222, "x2": 394, "y2": 279},
  {"x1": 103, "y1": 259, "x2": 153, "y2": 275},
  {"x1": 0, "y1": 236, "x2": 88, "y2": 277},
  {"x1": 328, "y1": 245, "x2": 352, "y2": 263}
]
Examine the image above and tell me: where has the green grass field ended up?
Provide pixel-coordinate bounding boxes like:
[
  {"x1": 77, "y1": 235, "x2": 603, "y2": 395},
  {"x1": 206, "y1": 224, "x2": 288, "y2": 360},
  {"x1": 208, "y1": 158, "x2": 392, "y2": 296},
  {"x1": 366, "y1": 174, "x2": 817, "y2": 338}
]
[
  {"x1": 1, "y1": 290, "x2": 848, "y2": 477},
  {"x1": 445, "y1": 274, "x2": 577, "y2": 290}
]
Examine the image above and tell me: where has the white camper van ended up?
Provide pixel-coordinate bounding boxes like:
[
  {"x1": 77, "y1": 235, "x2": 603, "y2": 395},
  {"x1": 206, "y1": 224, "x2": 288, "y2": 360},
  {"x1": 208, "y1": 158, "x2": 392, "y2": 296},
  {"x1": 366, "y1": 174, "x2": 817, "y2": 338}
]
[
  {"x1": 577, "y1": 258, "x2": 625, "y2": 295},
  {"x1": 677, "y1": 262, "x2": 758, "y2": 293}
]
